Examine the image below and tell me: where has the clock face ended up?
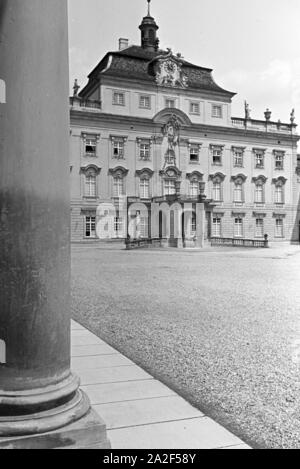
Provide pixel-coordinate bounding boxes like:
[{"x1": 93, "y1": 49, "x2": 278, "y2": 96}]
[{"x1": 165, "y1": 61, "x2": 176, "y2": 73}]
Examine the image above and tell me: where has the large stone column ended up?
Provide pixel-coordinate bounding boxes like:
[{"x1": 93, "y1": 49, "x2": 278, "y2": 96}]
[{"x1": 0, "y1": 0, "x2": 109, "y2": 448}]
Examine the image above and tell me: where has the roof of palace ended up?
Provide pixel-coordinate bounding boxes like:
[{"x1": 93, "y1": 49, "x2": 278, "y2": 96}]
[{"x1": 79, "y1": 45, "x2": 236, "y2": 98}]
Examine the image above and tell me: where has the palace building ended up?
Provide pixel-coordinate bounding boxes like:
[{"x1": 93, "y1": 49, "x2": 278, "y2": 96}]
[{"x1": 70, "y1": 0, "x2": 300, "y2": 246}]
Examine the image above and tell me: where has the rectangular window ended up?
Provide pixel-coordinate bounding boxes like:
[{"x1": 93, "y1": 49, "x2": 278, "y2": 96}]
[
  {"x1": 212, "y1": 217, "x2": 221, "y2": 237},
  {"x1": 255, "y1": 184, "x2": 264, "y2": 203},
  {"x1": 190, "y1": 102, "x2": 200, "y2": 115},
  {"x1": 213, "y1": 181, "x2": 222, "y2": 201},
  {"x1": 212, "y1": 148, "x2": 222, "y2": 165},
  {"x1": 255, "y1": 152, "x2": 264, "y2": 168},
  {"x1": 139, "y1": 95, "x2": 151, "y2": 109},
  {"x1": 113, "y1": 140, "x2": 124, "y2": 159},
  {"x1": 113, "y1": 177, "x2": 124, "y2": 197},
  {"x1": 85, "y1": 216, "x2": 96, "y2": 238},
  {"x1": 212, "y1": 105, "x2": 222, "y2": 118},
  {"x1": 139, "y1": 217, "x2": 148, "y2": 239},
  {"x1": 113, "y1": 92, "x2": 125, "y2": 106},
  {"x1": 190, "y1": 146, "x2": 199, "y2": 162},
  {"x1": 190, "y1": 181, "x2": 199, "y2": 197},
  {"x1": 233, "y1": 150, "x2": 243, "y2": 167},
  {"x1": 85, "y1": 175, "x2": 96, "y2": 197},
  {"x1": 165, "y1": 99, "x2": 175, "y2": 108},
  {"x1": 114, "y1": 217, "x2": 123, "y2": 235},
  {"x1": 140, "y1": 178, "x2": 150, "y2": 199},
  {"x1": 275, "y1": 218, "x2": 284, "y2": 237},
  {"x1": 164, "y1": 180, "x2": 176, "y2": 195},
  {"x1": 234, "y1": 218, "x2": 243, "y2": 237},
  {"x1": 140, "y1": 142, "x2": 150, "y2": 160},
  {"x1": 188, "y1": 214, "x2": 197, "y2": 236},
  {"x1": 234, "y1": 183, "x2": 243, "y2": 203},
  {"x1": 275, "y1": 185, "x2": 284, "y2": 204},
  {"x1": 275, "y1": 153, "x2": 284, "y2": 170},
  {"x1": 255, "y1": 219, "x2": 264, "y2": 237},
  {"x1": 85, "y1": 137, "x2": 97, "y2": 155}
]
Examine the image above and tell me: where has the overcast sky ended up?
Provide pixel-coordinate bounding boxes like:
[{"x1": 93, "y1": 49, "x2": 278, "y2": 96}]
[{"x1": 68, "y1": 0, "x2": 300, "y2": 123}]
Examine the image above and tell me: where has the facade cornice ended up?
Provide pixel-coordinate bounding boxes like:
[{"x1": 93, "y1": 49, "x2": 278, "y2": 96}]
[{"x1": 70, "y1": 110, "x2": 300, "y2": 144}]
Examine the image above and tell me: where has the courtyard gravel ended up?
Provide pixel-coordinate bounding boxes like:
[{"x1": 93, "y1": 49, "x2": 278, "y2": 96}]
[{"x1": 71, "y1": 245, "x2": 300, "y2": 449}]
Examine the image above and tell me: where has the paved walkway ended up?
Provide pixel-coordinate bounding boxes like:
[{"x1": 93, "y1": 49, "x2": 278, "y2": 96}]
[{"x1": 71, "y1": 321, "x2": 251, "y2": 449}]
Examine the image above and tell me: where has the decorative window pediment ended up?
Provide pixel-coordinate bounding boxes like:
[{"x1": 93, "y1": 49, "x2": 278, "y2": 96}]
[
  {"x1": 272, "y1": 176, "x2": 287, "y2": 186},
  {"x1": 273, "y1": 212, "x2": 286, "y2": 218},
  {"x1": 80, "y1": 164, "x2": 101, "y2": 175},
  {"x1": 231, "y1": 174, "x2": 247, "y2": 183},
  {"x1": 231, "y1": 211, "x2": 246, "y2": 218},
  {"x1": 109, "y1": 166, "x2": 129, "y2": 177},
  {"x1": 186, "y1": 171, "x2": 203, "y2": 182},
  {"x1": 209, "y1": 172, "x2": 226, "y2": 182},
  {"x1": 253, "y1": 212, "x2": 266, "y2": 218},
  {"x1": 136, "y1": 168, "x2": 154, "y2": 179},
  {"x1": 252, "y1": 175, "x2": 267, "y2": 184},
  {"x1": 159, "y1": 166, "x2": 182, "y2": 179}
]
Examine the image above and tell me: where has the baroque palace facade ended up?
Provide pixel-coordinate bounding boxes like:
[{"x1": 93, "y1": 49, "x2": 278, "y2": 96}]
[{"x1": 70, "y1": 1, "x2": 300, "y2": 246}]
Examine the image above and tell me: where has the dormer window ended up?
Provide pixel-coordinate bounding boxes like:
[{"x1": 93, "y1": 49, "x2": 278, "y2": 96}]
[
  {"x1": 190, "y1": 102, "x2": 200, "y2": 115},
  {"x1": 212, "y1": 104, "x2": 222, "y2": 118},
  {"x1": 113, "y1": 91, "x2": 125, "y2": 106},
  {"x1": 139, "y1": 95, "x2": 151, "y2": 109},
  {"x1": 165, "y1": 98, "x2": 175, "y2": 108}
]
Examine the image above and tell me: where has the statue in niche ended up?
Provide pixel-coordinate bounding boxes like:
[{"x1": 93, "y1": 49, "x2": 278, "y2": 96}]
[{"x1": 163, "y1": 114, "x2": 180, "y2": 152}]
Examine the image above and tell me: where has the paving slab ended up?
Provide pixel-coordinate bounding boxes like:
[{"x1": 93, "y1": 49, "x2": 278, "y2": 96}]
[
  {"x1": 71, "y1": 321, "x2": 251, "y2": 449},
  {"x1": 81, "y1": 380, "x2": 176, "y2": 405},
  {"x1": 72, "y1": 354, "x2": 132, "y2": 370},
  {"x1": 107, "y1": 417, "x2": 247, "y2": 449},
  {"x1": 94, "y1": 395, "x2": 204, "y2": 430},
  {"x1": 78, "y1": 365, "x2": 153, "y2": 386},
  {"x1": 71, "y1": 344, "x2": 117, "y2": 357}
]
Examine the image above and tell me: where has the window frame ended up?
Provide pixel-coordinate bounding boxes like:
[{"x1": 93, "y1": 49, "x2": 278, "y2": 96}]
[
  {"x1": 85, "y1": 216, "x2": 96, "y2": 238},
  {"x1": 165, "y1": 98, "x2": 176, "y2": 109},
  {"x1": 139, "y1": 95, "x2": 151, "y2": 109},
  {"x1": 234, "y1": 217, "x2": 243, "y2": 238},
  {"x1": 212, "y1": 104, "x2": 222, "y2": 118},
  {"x1": 113, "y1": 91, "x2": 125, "y2": 106},
  {"x1": 189, "y1": 102, "x2": 200, "y2": 115},
  {"x1": 255, "y1": 218, "x2": 264, "y2": 238}
]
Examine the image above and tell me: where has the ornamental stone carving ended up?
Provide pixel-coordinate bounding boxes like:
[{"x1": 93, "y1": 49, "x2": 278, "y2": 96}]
[{"x1": 153, "y1": 50, "x2": 188, "y2": 88}]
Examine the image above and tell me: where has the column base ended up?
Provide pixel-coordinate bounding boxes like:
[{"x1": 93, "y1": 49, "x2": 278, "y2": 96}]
[{"x1": 0, "y1": 408, "x2": 110, "y2": 449}]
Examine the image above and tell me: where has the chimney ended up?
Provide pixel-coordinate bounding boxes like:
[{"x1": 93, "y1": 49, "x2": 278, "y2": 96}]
[{"x1": 119, "y1": 38, "x2": 129, "y2": 51}]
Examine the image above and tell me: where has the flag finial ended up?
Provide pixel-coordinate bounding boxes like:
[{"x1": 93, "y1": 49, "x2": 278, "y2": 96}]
[{"x1": 147, "y1": 0, "x2": 151, "y2": 16}]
